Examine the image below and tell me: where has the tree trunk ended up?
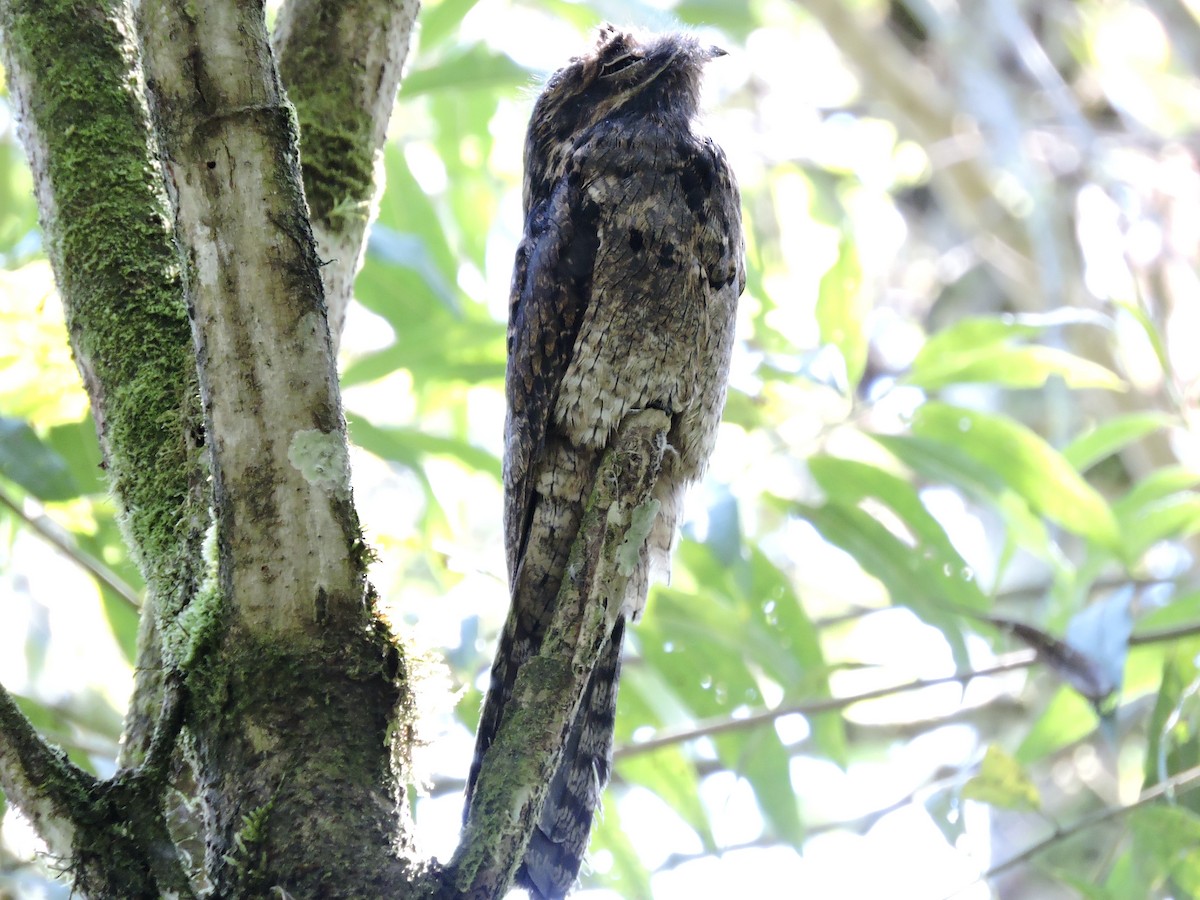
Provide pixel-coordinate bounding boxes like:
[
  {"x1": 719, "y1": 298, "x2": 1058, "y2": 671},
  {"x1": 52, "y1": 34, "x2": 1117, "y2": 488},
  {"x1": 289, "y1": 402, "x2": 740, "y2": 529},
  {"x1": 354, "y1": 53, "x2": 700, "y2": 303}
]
[{"x1": 0, "y1": 0, "x2": 422, "y2": 895}]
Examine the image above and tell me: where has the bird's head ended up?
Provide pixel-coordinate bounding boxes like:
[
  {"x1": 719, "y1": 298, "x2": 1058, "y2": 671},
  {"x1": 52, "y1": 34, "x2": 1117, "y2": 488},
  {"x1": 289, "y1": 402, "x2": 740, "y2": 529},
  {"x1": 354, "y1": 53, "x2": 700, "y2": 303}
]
[{"x1": 524, "y1": 25, "x2": 725, "y2": 211}]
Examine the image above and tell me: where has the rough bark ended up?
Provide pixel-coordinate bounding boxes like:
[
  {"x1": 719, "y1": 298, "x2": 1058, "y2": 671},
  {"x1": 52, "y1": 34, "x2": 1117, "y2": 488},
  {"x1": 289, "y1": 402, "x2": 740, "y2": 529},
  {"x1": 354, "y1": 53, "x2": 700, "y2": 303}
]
[
  {"x1": 0, "y1": 679, "x2": 193, "y2": 897},
  {"x1": 133, "y1": 1, "x2": 415, "y2": 894},
  {"x1": 0, "y1": 0, "x2": 210, "y2": 768}
]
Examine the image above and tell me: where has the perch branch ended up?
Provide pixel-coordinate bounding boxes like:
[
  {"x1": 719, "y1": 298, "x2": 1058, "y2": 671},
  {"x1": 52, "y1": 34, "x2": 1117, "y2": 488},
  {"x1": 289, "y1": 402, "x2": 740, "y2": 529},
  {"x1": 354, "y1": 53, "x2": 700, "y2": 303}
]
[{"x1": 448, "y1": 408, "x2": 670, "y2": 900}]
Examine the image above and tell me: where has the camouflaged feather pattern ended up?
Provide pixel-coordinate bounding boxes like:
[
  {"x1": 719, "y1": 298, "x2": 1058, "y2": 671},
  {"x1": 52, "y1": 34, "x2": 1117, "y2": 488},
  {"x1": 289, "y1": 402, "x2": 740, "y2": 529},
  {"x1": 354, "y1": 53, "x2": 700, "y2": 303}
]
[{"x1": 465, "y1": 25, "x2": 745, "y2": 899}]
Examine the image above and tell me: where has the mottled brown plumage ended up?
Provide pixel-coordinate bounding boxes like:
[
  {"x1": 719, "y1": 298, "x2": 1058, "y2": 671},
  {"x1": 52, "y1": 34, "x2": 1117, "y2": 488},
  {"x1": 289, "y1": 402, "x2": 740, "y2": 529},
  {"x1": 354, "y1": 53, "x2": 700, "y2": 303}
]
[{"x1": 465, "y1": 25, "x2": 745, "y2": 898}]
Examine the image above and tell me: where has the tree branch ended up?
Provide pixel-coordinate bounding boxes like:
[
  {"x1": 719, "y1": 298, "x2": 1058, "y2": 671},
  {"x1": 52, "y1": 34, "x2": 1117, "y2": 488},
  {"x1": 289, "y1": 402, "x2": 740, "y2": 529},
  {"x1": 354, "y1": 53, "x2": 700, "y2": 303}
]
[
  {"x1": 0, "y1": 681, "x2": 87, "y2": 861},
  {"x1": 979, "y1": 762, "x2": 1200, "y2": 883},
  {"x1": 0, "y1": 677, "x2": 194, "y2": 897},
  {"x1": 134, "y1": 4, "x2": 415, "y2": 893},
  {"x1": 0, "y1": 0, "x2": 211, "y2": 766},
  {"x1": 273, "y1": 0, "x2": 420, "y2": 349},
  {"x1": 0, "y1": 486, "x2": 141, "y2": 611},
  {"x1": 448, "y1": 408, "x2": 671, "y2": 900},
  {"x1": 616, "y1": 650, "x2": 1038, "y2": 759},
  {"x1": 136, "y1": 0, "x2": 363, "y2": 635}
]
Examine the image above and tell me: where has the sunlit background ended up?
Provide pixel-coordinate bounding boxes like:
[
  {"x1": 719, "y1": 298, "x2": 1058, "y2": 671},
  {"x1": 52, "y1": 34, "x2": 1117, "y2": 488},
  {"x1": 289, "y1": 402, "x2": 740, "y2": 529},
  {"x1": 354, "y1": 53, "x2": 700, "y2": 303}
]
[{"x1": 4, "y1": 1, "x2": 1200, "y2": 897}]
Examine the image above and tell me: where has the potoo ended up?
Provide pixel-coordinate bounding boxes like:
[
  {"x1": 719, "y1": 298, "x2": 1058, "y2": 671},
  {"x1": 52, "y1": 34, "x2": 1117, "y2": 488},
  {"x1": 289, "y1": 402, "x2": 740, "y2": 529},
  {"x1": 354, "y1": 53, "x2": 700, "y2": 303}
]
[{"x1": 465, "y1": 25, "x2": 745, "y2": 898}]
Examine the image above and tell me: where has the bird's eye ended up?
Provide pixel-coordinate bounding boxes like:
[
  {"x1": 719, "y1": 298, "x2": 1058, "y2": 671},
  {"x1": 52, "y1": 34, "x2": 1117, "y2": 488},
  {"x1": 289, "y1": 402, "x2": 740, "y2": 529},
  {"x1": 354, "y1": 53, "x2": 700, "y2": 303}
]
[{"x1": 599, "y1": 53, "x2": 644, "y2": 79}]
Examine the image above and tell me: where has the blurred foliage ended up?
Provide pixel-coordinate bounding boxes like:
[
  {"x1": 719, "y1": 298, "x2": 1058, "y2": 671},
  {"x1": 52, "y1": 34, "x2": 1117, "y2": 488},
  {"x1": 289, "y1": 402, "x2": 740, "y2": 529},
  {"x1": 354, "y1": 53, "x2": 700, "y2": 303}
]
[{"x1": 4, "y1": 0, "x2": 1200, "y2": 897}]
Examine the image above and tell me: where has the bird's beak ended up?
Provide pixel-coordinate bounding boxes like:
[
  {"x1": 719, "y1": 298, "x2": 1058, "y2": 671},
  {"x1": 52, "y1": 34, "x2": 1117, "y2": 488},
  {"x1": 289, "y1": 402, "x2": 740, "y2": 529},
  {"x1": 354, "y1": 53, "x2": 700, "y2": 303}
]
[{"x1": 707, "y1": 45, "x2": 728, "y2": 60}]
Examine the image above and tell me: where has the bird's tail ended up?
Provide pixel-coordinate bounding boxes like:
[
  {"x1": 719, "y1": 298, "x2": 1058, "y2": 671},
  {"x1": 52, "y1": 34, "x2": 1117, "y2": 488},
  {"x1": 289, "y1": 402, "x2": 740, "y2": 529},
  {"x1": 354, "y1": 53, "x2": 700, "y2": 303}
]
[{"x1": 521, "y1": 615, "x2": 626, "y2": 900}]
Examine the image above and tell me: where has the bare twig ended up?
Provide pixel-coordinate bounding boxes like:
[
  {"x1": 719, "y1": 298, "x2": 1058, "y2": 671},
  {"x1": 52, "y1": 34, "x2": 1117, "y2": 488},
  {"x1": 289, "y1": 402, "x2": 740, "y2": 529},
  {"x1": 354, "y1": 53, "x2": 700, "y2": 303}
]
[
  {"x1": 0, "y1": 485, "x2": 141, "y2": 610},
  {"x1": 980, "y1": 763, "x2": 1200, "y2": 883},
  {"x1": 616, "y1": 650, "x2": 1037, "y2": 759},
  {"x1": 616, "y1": 614, "x2": 1200, "y2": 760}
]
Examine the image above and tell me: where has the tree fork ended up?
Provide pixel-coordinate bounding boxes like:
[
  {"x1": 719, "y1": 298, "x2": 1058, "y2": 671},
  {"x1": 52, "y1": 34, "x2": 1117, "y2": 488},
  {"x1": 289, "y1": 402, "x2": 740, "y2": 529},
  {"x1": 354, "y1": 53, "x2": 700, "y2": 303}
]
[{"x1": 134, "y1": 1, "x2": 416, "y2": 894}]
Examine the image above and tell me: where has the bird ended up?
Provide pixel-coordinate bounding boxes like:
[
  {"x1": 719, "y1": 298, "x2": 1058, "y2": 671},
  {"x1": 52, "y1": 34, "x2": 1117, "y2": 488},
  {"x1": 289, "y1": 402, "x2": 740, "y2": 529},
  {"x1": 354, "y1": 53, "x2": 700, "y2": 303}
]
[{"x1": 464, "y1": 24, "x2": 745, "y2": 899}]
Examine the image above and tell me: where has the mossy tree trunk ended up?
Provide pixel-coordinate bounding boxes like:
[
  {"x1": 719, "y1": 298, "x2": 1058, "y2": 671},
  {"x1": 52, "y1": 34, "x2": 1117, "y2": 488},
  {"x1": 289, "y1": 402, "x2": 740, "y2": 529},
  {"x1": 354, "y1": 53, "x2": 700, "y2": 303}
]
[{"x1": 0, "y1": 0, "x2": 425, "y2": 896}]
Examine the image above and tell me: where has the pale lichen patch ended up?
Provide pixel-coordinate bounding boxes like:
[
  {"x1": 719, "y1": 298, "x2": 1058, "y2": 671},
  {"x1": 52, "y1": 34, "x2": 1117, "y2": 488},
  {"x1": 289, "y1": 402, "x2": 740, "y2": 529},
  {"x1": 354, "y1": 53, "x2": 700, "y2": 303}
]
[
  {"x1": 287, "y1": 428, "x2": 348, "y2": 490},
  {"x1": 617, "y1": 497, "x2": 660, "y2": 577}
]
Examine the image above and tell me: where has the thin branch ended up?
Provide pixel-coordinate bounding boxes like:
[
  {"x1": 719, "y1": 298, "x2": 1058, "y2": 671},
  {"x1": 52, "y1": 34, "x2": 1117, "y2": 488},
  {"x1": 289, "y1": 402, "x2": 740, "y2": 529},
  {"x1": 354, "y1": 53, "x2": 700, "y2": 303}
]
[
  {"x1": 0, "y1": 667, "x2": 195, "y2": 897},
  {"x1": 1129, "y1": 619, "x2": 1200, "y2": 646},
  {"x1": 616, "y1": 598, "x2": 1200, "y2": 760},
  {"x1": 616, "y1": 650, "x2": 1037, "y2": 760},
  {"x1": 449, "y1": 409, "x2": 670, "y2": 900},
  {"x1": 0, "y1": 485, "x2": 141, "y2": 610},
  {"x1": 978, "y1": 762, "x2": 1200, "y2": 884},
  {"x1": 655, "y1": 766, "x2": 969, "y2": 874}
]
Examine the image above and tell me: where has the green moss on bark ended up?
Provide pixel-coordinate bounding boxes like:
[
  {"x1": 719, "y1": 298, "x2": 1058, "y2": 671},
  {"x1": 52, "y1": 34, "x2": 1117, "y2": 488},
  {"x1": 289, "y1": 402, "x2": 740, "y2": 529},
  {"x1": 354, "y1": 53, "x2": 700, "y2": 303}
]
[
  {"x1": 184, "y1": 618, "x2": 414, "y2": 897},
  {"x1": 2, "y1": 1, "x2": 203, "y2": 622},
  {"x1": 276, "y1": 3, "x2": 380, "y2": 228}
]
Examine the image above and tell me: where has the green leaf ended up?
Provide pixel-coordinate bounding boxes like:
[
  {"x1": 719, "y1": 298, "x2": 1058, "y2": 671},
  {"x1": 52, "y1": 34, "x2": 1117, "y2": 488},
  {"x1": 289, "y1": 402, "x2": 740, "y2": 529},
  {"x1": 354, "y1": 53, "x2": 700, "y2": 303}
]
[
  {"x1": 1131, "y1": 805, "x2": 1200, "y2": 896},
  {"x1": 1113, "y1": 468, "x2": 1200, "y2": 557},
  {"x1": 1136, "y1": 590, "x2": 1200, "y2": 634},
  {"x1": 909, "y1": 343, "x2": 1124, "y2": 391},
  {"x1": 1143, "y1": 648, "x2": 1200, "y2": 803},
  {"x1": 1016, "y1": 687, "x2": 1097, "y2": 764},
  {"x1": 1052, "y1": 868, "x2": 1120, "y2": 900},
  {"x1": 876, "y1": 433, "x2": 1057, "y2": 573},
  {"x1": 618, "y1": 747, "x2": 715, "y2": 852},
  {"x1": 874, "y1": 434, "x2": 1007, "y2": 495},
  {"x1": 0, "y1": 417, "x2": 79, "y2": 501},
  {"x1": 1114, "y1": 299, "x2": 1169, "y2": 375},
  {"x1": 1114, "y1": 466, "x2": 1200, "y2": 515},
  {"x1": 793, "y1": 499, "x2": 972, "y2": 666},
  {"x1": 962, "y1": 745, "x2": 1041, "y2": 811},
  {"x1": 367, "y1": 228, "x2": 458, "y2": 311},
  {"x1": 911, "y1": 403, "x2": 1120, "y2": 551},
  {"x1": 746, "y1": 545, "x2": 847, "y2": 766},
  {"x1": 1063, "y1": 412, "x2": 1171, "y2": 472},
  {"x1": 715, "y1": 727, "x2": 805, "y2": 847},
  {"x1": 815, "y1": 237, "x2": 866, "y2": 391},
  {"x1": 375, "y1": 145, "x2": 458, "y2": 288},
  {"x1": 642, "y1": 585, "x2": 765, "y2": 720},
  {"x1": 913, "y1": 316, "x2": 1041, "y2": 362},
  {"x1": 909, "y1": 313, "x2": 1126, "y2": 390},
  {"x1": 416, "y1": 0, "x2": 484, "y2": 49},
  {"x1": 807, "y1": 456, "x2": 988, "y2": 613}
]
